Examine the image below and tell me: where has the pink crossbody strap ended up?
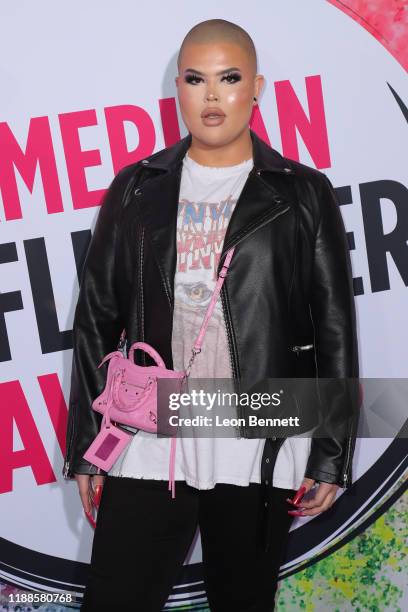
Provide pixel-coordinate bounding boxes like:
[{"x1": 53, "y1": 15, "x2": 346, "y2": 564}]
[
  {"x1": 183, "y1": 246, "x2": 235, "y2": 377},
  {"x1": 193, "y1": 246, "x2": 235, "y2": 351},
  {"x1": 168, "y1": 247, "x2": 235, "y2": 499}
]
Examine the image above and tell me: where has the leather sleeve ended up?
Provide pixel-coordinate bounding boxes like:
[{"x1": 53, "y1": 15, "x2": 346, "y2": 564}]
[
  {"x1": 304, "y1": 173, "x2": 360, "y2": 489},
  {"x1": 62, "y1": 166, "x2": 134, "y2": 479}
]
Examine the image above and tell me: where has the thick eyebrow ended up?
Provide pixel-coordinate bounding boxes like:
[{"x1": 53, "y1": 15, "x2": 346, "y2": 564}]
[{"x1": 183, "y1": 67, "x2": 241, "y2": 76}]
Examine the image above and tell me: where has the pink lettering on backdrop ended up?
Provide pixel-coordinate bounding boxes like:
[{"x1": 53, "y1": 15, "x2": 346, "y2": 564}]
[
  {"x1": 159, "y1": 97, "x2": 181, "y2": 148},
  {"x1": 275, "y1": 75, "x2": 331, "y2": 168},
  {"x1": 105, "y1": 105, "x2": 156, "y2": 175},
  {"x1": 59, "y1": 109, "x2": 106, "y2": 210},
  {"x1": 0, "y1": 381, "x2": 56, "y2": 494},
  {"x1": 0, "y1": 117, "x2": 63, "y2": 221},
  {"x1": 0, "y1": 79, "x2": 332, "y2": 220},
  {"x1": 37, "y1": 373, "x2": 68, "y2": 457}
]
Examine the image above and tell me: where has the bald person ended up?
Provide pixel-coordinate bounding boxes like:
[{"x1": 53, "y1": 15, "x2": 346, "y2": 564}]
[{"x1": 73, "y1": 17, "x2": 358, "y2": 612}]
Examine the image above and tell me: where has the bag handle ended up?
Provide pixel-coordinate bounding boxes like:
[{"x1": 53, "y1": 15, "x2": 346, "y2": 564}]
[
  {"x1": 117, "y1": 246, "x2": 236, "y2": 375},
  {"x1": 128, "y1": 341, "x2": 166, "y2": 367}
]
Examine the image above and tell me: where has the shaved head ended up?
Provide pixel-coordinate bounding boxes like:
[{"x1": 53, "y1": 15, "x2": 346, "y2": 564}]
[
  {"x1": 177, "y1": 18, "x2": 258, "y2": 75},
  {"x1": 175, "y1": 18, "x2": 264, "y2": 165}
]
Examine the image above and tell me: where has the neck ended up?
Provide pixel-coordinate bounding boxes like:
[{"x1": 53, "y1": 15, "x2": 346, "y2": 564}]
[{"x1": 187, "y1": 128, "x2": 253, "y2": 167}]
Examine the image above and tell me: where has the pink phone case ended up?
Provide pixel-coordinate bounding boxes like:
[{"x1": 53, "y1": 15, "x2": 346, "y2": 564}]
[{"x1": 83, "y1": 423, "x2": 133, "y2": 472}]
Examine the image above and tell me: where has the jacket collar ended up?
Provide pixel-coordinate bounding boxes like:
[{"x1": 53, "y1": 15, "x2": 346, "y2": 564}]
[
  {"x1": 143, "y1": 128, "x2": 294, "y2": 176},
  {"x1": 137, "y1": 129, "x2": 294, "y2": 310}
]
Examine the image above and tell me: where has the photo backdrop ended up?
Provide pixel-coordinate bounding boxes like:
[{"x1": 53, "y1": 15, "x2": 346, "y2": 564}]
[{"x1": 0, "y1": 1, "x2": 407, "y2": 610}]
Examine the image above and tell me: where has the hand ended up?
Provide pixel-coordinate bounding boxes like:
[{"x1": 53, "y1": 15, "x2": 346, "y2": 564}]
[
  {"x1": 75, "y1": 474, "x2": 105, "y2": 527},
  {"x1": 286, "y1": 477, "x2": 339, "y2": 517}
]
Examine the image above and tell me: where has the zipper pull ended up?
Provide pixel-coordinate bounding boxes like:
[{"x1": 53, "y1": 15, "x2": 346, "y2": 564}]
[
  {"x1": 63, "y1": 461, "x2": 70, "y2": 478},
  {"x1": 292, "y1": 344, "x2": 313, "y2": 354},
  {"x1": 117, "y1": 329, "x2": 127, "y2": 354}
]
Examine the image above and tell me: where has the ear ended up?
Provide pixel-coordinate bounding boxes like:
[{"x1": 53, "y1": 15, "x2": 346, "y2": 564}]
[{"x1": 254, "y1": 74, "x2": 265, "y2": 100}]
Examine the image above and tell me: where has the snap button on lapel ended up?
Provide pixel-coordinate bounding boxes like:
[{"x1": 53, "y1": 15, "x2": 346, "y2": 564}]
[
  {"x1": 134, "y1": 187, "x2": 142, "y2": 196},
  {"x1": 256, "y1": 170, "x2": 262, "y2": 175},
  {"x1": 284, "y1": 167, "x2": 292, "y2": 173},
  {"x1": 141, "y1": 159, "x2": 149, "y2": 165}
]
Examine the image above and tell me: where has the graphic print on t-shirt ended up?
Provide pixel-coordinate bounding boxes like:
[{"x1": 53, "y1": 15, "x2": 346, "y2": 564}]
[{"x1": 172, "y1": 194, "x2": 238, "y2": 378}]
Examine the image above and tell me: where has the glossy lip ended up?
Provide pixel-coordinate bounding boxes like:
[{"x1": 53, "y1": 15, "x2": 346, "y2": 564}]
[
  {"x1": 202, "y1": 115, "x2": 226, "y2": 126},
  {"x1": 201, "y1": 107, "x2": 226, "y2": 118}
]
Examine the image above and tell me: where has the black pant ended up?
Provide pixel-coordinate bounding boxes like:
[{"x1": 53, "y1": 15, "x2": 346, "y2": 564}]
[{"x1": 81, "y1": 476, "x2": 296, "y2": 612}]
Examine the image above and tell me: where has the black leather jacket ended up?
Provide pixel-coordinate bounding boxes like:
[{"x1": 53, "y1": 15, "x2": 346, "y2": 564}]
[{"x1": 63, "y1": 129, "x2": 359, "y2": 498}]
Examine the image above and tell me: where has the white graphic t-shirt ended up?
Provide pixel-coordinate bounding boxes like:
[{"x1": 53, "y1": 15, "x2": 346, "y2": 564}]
[{"x1": 109, "y1": 151, "x2": 311, "y2": 489}]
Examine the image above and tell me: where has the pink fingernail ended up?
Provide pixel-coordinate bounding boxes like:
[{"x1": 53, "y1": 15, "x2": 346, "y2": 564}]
[{"x1": 287, "y1": 510, "x2": 306, "y2": 516}]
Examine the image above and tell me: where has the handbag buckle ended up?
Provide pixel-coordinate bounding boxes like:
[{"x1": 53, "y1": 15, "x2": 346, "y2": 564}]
[{"x1": 184, "y1": 347, "x2": 202, "y2": 379}]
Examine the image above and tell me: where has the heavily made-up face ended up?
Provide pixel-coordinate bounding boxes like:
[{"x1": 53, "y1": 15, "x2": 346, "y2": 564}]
[{"x1": 175, "y1": 41, "x2": 264, "y2": 150}]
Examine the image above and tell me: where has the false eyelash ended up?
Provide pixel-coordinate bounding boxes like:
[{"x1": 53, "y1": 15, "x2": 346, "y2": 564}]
[
  {"x1": 184, "y1": 72, "x2": 242, "y2": 84},
  {"x1": 224, "y1": 72, "x2": 242, "y2": 83}
]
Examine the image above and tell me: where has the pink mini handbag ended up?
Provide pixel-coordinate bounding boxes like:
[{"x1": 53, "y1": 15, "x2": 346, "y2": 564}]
[{"x1": 83, "y1": 246, "x2": 236, "y2": 498}]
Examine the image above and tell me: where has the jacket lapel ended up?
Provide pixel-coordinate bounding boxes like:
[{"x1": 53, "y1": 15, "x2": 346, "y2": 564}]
[
  {"x1": 137, "y1": 166, "x2": 182, "y2": 307},
  {"x1": 137, "y1": 129, "x2": 295, "y2": 307},
  {"x1": 217, "y1": 170, "x2": 291, "y2": 271}
]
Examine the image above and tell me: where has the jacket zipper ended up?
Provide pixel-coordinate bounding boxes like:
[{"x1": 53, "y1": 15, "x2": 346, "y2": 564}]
[
  {"x1": 308, "y1": 303, "x2": 354, "y2": 488},
  {"x1": 63, "y1": 456, "x2": 71, "y2": 479},
  {"x1": 220, "y1": 284, "x2": 242, "y2": 438},
  {"x1": 342, "y1": 440, "x2": 352, "y2": 487},
  {"x1": 341, "y1": 421, "x2": 356, "y2": 487},
  {"x1": 63, "y1": 405, "x2": 75, "y2": 478},
  {"x1": 342, "y1": 379, "x2": 359, "y2": 487},
  {"x1": 138, "y1": 224, "x2": 145, "y2": 363},
  {"x1": 217, "y1": 203, "x2": 291, "y2": 440}
]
